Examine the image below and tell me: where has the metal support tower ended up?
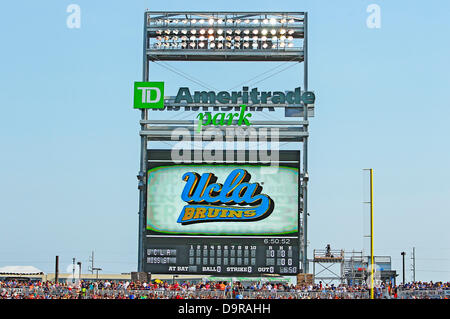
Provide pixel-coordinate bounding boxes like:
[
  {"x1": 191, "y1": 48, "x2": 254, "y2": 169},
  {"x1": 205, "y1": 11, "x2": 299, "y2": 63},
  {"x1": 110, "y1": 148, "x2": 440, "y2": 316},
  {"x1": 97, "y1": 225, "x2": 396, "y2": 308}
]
[
  {"x1": 137, "y1": 11, "x2": 311, "y2": 274},
  {"x1": 312, "y1": 249, "x2": 345, "y2": 285}
]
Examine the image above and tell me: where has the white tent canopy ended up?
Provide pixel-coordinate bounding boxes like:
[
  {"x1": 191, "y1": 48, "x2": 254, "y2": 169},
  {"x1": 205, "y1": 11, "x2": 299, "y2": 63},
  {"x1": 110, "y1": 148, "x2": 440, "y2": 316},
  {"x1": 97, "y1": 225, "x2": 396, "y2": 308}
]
[{"x1": 0, "y1": 266, "x2": 44, "y2": 275}]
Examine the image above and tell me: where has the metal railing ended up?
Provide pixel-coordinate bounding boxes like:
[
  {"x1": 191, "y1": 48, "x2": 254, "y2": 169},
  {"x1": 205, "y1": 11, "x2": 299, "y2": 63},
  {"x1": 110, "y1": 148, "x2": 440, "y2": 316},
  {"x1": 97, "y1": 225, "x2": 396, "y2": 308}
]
[
  {"x1": 4, "y1": 287, "x2": 449, "y2": 299},
  {"x1": 1, "y1": 287, "x2": 371, "y2": 299},
  {"x1": 396, "y1": 288, "x2": 450, "y2": 299}
]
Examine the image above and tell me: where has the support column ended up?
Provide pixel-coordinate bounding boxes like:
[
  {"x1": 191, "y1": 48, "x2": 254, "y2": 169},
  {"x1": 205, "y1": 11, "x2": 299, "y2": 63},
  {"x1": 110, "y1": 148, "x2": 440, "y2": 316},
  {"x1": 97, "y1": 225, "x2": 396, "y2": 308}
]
[
  {"x1": 138, "y1": 12, "x2": 149, "y2": 272},
  {"x1": 302, "y1": 12, "x2": 309, "y2": 274}
]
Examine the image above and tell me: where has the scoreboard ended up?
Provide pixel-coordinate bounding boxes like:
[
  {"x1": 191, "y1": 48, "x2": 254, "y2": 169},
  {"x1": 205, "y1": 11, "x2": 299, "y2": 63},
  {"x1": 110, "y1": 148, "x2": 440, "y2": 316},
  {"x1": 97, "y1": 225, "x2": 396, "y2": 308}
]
[
  {"x1": 143, "y1": 150, "x2": 300, "y2": 276},
  {"x1": 145, "y1": 238, "x2": 299, "y2": 275}
]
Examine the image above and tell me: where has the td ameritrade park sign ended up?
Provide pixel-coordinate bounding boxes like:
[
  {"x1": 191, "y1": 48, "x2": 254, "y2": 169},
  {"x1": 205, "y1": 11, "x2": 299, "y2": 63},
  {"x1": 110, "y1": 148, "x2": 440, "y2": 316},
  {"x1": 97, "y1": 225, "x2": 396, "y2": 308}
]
[{"x1": 133, "y1": 81, "x2": 315, "y2": 110}]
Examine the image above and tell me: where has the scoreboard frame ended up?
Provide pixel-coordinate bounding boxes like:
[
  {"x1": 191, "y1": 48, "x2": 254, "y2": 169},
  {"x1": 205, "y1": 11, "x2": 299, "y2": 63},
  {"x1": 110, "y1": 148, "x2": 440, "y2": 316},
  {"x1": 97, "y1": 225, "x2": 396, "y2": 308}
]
[{"x1": 142, "y1": 149, "x2": 301, "y2": 276}]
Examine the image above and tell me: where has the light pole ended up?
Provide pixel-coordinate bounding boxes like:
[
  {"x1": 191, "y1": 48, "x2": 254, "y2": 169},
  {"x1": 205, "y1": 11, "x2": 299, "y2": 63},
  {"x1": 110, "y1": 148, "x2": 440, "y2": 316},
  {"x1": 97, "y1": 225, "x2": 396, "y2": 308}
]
[
  {"x1": 93, "y1": 267, "x2": 102, "y2": 280},
  {"x1": 77, "y1": 262, "x2": 82, "y2": 281},
  {"x1": 72, "y1": 258, "x2": 76, "y2": 284},
  {"x1": 401, "y1": 252, "x2": 406, "y2": 285}
]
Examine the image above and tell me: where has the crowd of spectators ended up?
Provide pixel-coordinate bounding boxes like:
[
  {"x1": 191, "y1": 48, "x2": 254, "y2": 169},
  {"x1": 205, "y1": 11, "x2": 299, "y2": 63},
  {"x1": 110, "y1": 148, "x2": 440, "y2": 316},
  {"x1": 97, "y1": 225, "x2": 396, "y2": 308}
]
[{"x1": 1, "y1": 279, "x2": 449, "y2": 299}]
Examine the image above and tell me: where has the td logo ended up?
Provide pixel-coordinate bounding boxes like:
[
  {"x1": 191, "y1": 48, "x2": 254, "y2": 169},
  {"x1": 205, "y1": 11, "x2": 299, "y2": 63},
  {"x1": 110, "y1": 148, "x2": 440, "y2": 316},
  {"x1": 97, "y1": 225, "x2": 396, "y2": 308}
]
[{"x1": 133, "y1": 82, "x2": 164, "y2": 109}]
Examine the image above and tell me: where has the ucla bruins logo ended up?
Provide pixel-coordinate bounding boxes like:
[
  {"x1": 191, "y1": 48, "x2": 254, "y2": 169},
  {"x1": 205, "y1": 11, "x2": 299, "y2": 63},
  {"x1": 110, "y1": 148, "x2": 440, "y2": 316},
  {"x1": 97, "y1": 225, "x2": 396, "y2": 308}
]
[{"x1": 177, "y1": 169, "x2": 274, "y2": 225}]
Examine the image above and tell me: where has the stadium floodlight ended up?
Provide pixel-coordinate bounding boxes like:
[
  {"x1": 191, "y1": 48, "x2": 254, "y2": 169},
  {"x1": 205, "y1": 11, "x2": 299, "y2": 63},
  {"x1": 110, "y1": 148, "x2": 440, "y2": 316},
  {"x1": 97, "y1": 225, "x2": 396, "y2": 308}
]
[{"x1": 145, "y1": 11, "x2": 305, "y2": 61}]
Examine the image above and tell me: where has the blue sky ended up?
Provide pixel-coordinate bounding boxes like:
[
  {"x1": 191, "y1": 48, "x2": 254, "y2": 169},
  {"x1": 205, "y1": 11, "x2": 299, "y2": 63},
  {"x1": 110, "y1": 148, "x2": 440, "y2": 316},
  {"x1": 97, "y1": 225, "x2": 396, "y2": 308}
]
[{"x1": 0, "y1": 0, "x2": 449, "y2": 282}]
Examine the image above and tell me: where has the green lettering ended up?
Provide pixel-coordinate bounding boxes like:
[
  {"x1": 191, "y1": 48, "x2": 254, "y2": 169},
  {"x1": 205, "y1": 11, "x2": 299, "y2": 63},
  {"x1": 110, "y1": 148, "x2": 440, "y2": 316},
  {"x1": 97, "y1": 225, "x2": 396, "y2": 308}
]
[{"x1": 237, "y1": 104, "x2": 252, "y2": 126}]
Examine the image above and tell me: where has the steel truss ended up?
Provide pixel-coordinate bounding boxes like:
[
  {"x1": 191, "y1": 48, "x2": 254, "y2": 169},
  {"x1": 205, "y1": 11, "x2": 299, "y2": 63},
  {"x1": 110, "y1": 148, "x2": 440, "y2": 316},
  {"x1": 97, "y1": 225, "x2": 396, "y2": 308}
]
[{"x1": 137, "y1": 11, "x2": 311, "y2": 274}]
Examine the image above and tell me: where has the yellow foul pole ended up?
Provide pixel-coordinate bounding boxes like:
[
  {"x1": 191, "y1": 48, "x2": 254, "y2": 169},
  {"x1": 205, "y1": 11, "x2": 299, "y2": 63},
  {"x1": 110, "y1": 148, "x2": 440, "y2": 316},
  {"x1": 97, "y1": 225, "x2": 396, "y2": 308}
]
[{"x1": 370, "y1": 169, "x2": 374, "y2": 299}]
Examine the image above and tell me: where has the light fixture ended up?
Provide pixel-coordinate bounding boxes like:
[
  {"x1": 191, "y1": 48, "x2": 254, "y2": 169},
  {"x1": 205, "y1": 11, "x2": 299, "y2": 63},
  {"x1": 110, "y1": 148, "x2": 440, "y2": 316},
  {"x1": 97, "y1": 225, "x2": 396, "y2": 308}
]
[{"x1": 148, "y1": 13, "x2": 303, "y2": 52}]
